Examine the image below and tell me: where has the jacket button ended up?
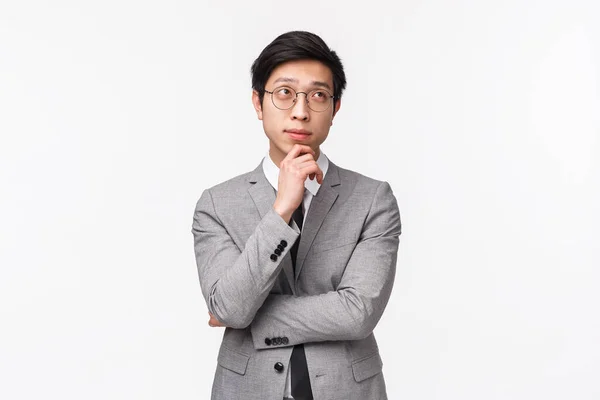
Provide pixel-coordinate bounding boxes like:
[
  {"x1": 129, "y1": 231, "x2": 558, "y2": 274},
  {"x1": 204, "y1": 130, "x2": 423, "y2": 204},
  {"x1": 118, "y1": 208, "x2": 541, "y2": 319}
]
[
  {"x1": 282, "y1": 337, "x2": 289, "y2": 345},
  {"x1": 265, "y1": 338, "x2": 272, "y2": 346},
  {"x1": 270, "y1": 254, "x2": 278, "y2": 261},
  {"x1": 277, "y1": 244, "x2": 284, "y2": 251},
  {"x1": 274, "y1": 248, "x2": 282, "y2": 256},
  {"x1": 280, "y1": 240, "x2": 287, "y2": 247},
  {"x1": 274, "y1": 362, "x2": 284, "y2": 372}
]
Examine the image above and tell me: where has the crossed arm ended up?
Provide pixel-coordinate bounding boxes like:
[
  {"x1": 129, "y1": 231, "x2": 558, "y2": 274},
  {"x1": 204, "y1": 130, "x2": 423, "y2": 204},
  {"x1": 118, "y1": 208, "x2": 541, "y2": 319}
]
[{"x1": 192, "y1": 181, "x2": 401, "y2": 348}]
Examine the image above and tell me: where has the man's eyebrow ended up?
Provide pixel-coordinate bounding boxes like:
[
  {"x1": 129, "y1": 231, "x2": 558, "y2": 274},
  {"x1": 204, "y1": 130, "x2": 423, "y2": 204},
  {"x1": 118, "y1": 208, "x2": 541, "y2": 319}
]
[
  {"x1": 311, "y1": 80, "x2": 332, "y2": 90},
  {"x1": 273, "y1": 77, "x2": 298, "y2": 85},
  {"x1": 272, "y1": 77, "x2": 332, "y2": 91}
]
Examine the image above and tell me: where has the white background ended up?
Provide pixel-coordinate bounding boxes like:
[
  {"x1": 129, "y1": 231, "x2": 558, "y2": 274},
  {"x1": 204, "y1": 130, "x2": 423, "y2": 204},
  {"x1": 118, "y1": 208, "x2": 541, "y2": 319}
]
[{"x1": 1, "y1": 1, "x2": 599, "y2": 399}]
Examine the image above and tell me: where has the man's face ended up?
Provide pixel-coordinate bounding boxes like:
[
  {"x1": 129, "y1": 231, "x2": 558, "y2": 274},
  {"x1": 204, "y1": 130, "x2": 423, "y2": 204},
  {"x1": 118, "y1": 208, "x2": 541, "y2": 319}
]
[{"x1": 252, "y1": 59, "x2": 341, "y2": 166}]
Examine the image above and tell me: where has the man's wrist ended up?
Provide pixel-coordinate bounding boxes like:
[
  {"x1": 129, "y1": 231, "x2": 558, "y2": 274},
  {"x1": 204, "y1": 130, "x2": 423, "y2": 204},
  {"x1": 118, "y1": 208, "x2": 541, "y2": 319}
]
[{"x1": 273, "y1": 205, "x2": 293, "y2": 224}]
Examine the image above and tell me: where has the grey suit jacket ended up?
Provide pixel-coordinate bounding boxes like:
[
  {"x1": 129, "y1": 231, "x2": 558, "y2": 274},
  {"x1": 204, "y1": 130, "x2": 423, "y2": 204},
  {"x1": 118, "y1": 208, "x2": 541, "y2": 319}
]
[{"x1": 191, "y1": 157, "x2": 402, "y2": 400}]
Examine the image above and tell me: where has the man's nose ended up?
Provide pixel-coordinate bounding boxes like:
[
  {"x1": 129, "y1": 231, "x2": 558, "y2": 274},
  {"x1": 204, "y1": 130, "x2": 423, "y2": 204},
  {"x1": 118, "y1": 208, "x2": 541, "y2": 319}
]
[{"x1": 290, "y1": 93, "x2": 309, "y2": 121}]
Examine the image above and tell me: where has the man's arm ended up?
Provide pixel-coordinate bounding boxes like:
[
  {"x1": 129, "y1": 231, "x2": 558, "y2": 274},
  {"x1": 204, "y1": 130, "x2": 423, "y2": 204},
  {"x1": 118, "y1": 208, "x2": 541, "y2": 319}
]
[
  {"x1": 249, "y1": 181, "x2": 402, "y2": 349},
  {"x1": 192, "y1": 188, "x2": 300, "y2": 329}
]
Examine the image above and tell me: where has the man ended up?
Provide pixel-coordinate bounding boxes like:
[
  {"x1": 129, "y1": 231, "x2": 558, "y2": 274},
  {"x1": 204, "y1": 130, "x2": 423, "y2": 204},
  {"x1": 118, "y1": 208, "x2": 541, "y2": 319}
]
[{"x1": 192, "y1": 31, "x2": 402, "y2": 400}]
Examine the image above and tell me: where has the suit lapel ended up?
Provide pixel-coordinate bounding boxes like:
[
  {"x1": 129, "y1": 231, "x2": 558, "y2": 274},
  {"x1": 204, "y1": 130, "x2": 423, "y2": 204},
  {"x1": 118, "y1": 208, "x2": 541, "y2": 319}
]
[
  {"x1": 295, "y1": 161, "x2": 340, "y2": 281},
  {"x1": 247, "y1": 161, "x2": 276, "y2": 221},
  {"x1": 246, "y1": 157, "x2": 341, "y2": 288}
]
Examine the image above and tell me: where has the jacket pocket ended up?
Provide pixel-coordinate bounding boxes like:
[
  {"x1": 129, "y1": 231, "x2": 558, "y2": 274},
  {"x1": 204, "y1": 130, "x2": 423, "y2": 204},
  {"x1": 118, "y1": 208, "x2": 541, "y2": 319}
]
[
  {"x1": 217, "y1": 345, "x2": 250, "y2": 375},
  {"x1": 351, "y1": 352, "x2": 383, "y2": 382},
  {"x1": 311, "y1": 235, "x2": 357, "y2": 254}
]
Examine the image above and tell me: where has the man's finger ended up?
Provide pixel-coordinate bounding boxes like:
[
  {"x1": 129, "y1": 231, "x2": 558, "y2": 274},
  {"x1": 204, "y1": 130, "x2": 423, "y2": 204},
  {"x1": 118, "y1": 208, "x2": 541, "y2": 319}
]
[
  {"x1": 208, "y1": 312, "x2": 226, "y2": 327},
  {"x1": 281, "y1": 144, "x2": 314, "y2": 166}
]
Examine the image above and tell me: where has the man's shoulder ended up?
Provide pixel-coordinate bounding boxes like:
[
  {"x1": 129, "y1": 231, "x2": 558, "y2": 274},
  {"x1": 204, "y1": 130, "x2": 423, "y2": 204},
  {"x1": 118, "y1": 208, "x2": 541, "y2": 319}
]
[
  {"x1": 203, "y1": 168, "x2": 256, "y2": 198},
  {"x1": 334, "y1": 162, "x2": 389, "y2": 191}
]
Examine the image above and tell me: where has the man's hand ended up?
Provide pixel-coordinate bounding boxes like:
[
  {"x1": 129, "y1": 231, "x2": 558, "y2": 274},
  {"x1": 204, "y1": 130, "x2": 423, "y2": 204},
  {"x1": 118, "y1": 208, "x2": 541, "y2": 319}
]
[
  {"x1": 273, "y1": 144, "x2": 323, "y2": 224},
  {"x1": 208, "y1": 312, "x2": 226, "y2": 327}
]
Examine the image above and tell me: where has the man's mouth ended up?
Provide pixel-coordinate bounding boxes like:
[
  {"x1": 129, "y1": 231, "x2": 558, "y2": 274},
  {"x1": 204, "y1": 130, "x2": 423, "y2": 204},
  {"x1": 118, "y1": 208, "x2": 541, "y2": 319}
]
[
  {"x1": 285, "y1": 129, "x2": 311, "y2": 140},
  {"x1": 285, "y1": 129, "x2": 311, "y2": 134}
]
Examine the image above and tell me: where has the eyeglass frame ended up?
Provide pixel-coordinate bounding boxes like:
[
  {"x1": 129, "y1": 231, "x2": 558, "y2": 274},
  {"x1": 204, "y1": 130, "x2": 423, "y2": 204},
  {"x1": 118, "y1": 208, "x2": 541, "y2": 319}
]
[{"x1": 263, "y1": 86, "x2": 337, "y2": 113}]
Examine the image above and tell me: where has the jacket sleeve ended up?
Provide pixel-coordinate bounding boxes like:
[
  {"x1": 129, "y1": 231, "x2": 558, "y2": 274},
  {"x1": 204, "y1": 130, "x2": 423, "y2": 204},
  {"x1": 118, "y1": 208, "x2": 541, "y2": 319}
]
[
  {"x1": 191, "y1": 188, "x2": 300, "y2": 329},
  {"x1": 249, "y1": 181, "x2": 401, "y2": 349}
]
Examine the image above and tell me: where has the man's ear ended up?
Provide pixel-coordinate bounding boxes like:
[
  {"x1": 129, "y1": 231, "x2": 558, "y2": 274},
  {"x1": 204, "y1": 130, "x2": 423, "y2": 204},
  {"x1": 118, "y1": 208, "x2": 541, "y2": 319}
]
[
  {"x1": 331, "y1": 98, "x2": 342, "y2": 125},
  {"x1": 252, "y1": 90, "x2": 263, "y2": 120}
]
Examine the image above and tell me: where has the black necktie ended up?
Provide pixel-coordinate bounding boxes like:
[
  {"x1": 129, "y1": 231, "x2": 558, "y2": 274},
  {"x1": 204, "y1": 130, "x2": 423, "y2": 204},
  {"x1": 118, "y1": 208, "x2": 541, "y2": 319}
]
[
  {"x1": 290, "y1": 200, "x2": 313, "y2": 400},
  {"x1": 290, "y1": 202, "x2": 303, "y2": 274}
]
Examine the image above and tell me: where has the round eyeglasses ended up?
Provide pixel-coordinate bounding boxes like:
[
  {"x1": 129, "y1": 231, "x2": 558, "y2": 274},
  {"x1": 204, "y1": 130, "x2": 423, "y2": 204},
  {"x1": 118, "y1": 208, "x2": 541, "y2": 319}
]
[{"x1": 264, "y1": 86, "x2": 335, "y2": 112}]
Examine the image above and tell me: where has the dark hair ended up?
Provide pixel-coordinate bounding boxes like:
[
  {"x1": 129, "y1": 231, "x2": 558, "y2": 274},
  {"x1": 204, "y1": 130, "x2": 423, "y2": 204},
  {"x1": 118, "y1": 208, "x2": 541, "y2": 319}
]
[{"x1": 251, "y1": 31, "x2": 347, "y2": 108}]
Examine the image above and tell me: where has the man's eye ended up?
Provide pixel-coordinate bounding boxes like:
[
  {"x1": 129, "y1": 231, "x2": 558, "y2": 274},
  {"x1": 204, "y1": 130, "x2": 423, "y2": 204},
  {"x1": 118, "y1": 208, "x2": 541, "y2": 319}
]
[
  {"x1": 277, "y1": 88, "x2": 291, "y2": 95},
  {"x1": 311, "y1": 91, "x2": 328, "y2": 101}
]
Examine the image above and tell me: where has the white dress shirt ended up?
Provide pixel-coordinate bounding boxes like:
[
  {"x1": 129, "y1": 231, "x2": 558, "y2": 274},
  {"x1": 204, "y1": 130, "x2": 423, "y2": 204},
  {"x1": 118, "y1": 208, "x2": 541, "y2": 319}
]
[{"x1": 261, "y1": 149, "x2": 329, "y2": 398}]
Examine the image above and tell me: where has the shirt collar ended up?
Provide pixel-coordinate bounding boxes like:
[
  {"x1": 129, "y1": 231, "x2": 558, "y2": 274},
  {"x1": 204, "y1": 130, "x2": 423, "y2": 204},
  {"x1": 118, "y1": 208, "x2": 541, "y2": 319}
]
[{"x1": 262, "y1": 149, "x2": 329, "y2": 196}]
